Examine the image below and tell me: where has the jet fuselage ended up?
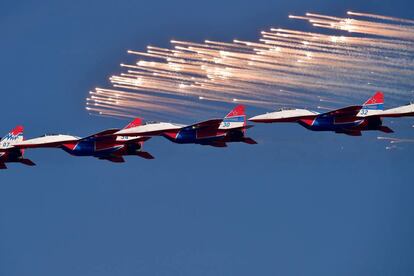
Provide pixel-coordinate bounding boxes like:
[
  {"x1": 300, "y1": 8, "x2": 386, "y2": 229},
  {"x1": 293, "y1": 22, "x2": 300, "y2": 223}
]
[
  {"x1": 298, "y1": 116, "x2": 384, "y2": 133},
  {"x1": 162, "y1": 128, "x2": 245, "y2": 145}
]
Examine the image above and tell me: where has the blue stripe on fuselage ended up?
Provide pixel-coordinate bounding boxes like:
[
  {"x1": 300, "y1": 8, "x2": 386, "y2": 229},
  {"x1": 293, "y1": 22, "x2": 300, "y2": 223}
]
[
  {"x1": 363, "y1": 103, "x2": 384, "y2": 110},
  {"x1": 61, "y1": 141, "x2": 123, "y2": 156},
  {"x1": 302, "y1": 116, "x2": 363, "y2": 131},
  {"x1": 165, "y1": 129, "x2": 224, "y2": 144},
  {"x1": 223, "y1": 116, "x2": 244, "y2": 122}
]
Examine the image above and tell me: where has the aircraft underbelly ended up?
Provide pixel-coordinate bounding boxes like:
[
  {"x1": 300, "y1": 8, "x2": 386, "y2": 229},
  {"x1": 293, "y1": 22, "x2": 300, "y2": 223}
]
[
  {"x1": 173, "y1": 129, "x2": 223, "y2": 144},
  {"x1": 308, "y1": 117, "x2": 363, "y2": 131},
  {"x1": 62, "y1": 141, "x2": 122, "y2": 156}
]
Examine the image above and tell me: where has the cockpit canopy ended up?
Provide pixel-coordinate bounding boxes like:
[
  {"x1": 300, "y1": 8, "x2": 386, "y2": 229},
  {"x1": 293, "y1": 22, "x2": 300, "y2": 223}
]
[
  {"x1": 277, "y1": 107, "x2": 296, "y2": 111},
  {"x1": 40, "y1": 133, "x2": 60, "y2": 137},
  {"x1": 144, "y1": 121, "x2": 160, "y2": 125}
]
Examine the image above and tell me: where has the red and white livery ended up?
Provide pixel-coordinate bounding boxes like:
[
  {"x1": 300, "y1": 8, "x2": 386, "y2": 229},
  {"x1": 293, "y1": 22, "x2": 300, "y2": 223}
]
[
  {"x1": 0, "y1": 126, "x2": 36, "y2": 169},
  {"x1": 249, "y1": 92, "x2": 414, "y2": 136},
  {"x1": 10, "y1": 118, "x2": 154, "y2": 164},
  {"x1": 116, "y1": 105, "x2": 257, "y2": 147}
]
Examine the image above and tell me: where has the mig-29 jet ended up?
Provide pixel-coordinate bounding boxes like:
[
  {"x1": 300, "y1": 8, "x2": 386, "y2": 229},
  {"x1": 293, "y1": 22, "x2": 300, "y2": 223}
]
[
  {"x1": 115, "y1": 105, "x2": 257, "y2": 147},
  {"x1": 249, "y1": 92, "x2": 414, "y2": 136},
  {"x1": 10, "y1": 118, "x2": 154, "y2": 164}
]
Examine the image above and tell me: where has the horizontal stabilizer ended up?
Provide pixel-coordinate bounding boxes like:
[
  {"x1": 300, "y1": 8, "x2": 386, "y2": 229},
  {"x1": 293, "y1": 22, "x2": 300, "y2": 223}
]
[
  {"x1": 228, "y1": 125, "x2": 254, "y2": 131},
  {"x1": 19, "y1": 159, "x2": 36, "y2": 167},
  {"x1": 380, "y1": 126, "x2": 394, "y2": 133},
  {"x1": 243, "y1": 137, "x2": 258, "y2": 145},
  {"x1": 136, "y1": 151, "x2": 155, "y2": 160}
]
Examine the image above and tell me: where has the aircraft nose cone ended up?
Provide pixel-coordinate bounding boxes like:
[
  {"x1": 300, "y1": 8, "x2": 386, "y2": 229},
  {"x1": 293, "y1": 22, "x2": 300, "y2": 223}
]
[{"x1": 248, "y1": 114, "x2": 266, "y2": 122}]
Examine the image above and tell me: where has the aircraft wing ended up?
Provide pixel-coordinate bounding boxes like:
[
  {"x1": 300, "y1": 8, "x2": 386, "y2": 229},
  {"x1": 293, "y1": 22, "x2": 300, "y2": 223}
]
[
  {"x1": 115, "y1": 122, "x2": 184, "y2": 137},
  {"x1": 115, "y1": 119, "x2": 222, "y2": 136},
  {"x1": 185, "y1": 119, "x2": 223, "y2": 130},
  {"x1": 320, "y1": 105, "x2": 363, "y2": 118},
  {"x1": 81, "y1": 129, "x2": 151, "y2": 143},
  {"x1": 81, "y1": 129, "x2": 120, "y2": 141},
  {"x1": 11, "y1": 135, "x2": 79, "y2": 149},
  {"x1": 249, "y1": 109, "x2": 318, "y2": 123}
]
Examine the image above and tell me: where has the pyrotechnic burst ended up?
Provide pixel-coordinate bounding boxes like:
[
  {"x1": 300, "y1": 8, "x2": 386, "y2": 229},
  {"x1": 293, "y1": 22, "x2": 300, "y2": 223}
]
[{"x1": 86, "y1": 11, "x2": 414, "y2": 120}]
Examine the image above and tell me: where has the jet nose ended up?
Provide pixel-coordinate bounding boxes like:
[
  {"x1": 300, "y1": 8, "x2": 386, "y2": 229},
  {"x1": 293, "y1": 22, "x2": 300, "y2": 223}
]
[{"x1": 248, "y1": 114, "x2": 266, "y2": 122}]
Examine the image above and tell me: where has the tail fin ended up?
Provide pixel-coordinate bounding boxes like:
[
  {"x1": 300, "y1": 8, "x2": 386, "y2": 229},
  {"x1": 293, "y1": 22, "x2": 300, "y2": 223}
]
[
  {"x1": 123, "y1": 118, "x2": 142, "y2": 130},
  {"x1": 363, "y1": 92, "x2": 384, "y2": 110},
  {"x1": 219, "y1": 105, "x2": 246, "y2": 130},
  {"x1": 136, "y1": 151, "x2": 155, "y2": 160},
  {"x1": 19, "y1": 158, "x2": 36, "y2": 167},
  {"x1": 1, "y1": 126, "x2": 24, "y2": 149},
  {"x1": 242, "y1": 137, "x2": 258, "y2": 145},
  {"x1": 380, "y1": 126, "x2": 394, "y2": 133}
]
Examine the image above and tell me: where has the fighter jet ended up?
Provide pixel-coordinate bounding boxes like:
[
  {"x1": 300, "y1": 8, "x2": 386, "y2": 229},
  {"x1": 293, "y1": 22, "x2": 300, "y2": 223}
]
[
  {"x1": 115, "y1": 105, "x2": 257, "y2": 147},
  {"x1": 249, "y1": 92, "x2": 414, "y2": 136},
  {"x1": 11, "y1": 118, "x2": 154, "y2": 164},
  {"x1": 0, "y1": 126, "x2": 36, "y2": 169}
]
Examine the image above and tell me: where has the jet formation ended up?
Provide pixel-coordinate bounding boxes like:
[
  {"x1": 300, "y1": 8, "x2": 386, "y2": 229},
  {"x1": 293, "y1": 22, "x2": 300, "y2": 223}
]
[{"x1": 1, "y1": 92, "x2": 414, "y2": 169}]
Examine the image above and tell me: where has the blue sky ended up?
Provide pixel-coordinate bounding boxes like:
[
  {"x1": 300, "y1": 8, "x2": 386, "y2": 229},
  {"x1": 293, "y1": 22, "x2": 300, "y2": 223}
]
[{"x1": 1, "y1": 0, "x2": 414, "y2": 275}]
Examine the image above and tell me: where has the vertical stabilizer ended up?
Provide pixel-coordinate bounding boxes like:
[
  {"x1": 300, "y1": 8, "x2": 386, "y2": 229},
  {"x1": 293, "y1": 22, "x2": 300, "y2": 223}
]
[
  {"x1": 1, "y1": 126, "x2": 24, "y2": 149},
  {"x1": 363, "y1": 91, "x2": 384, "y2": 110},
  {"x1": 358, "y1": 92, "x2": 384, "y2": 116},
  {"x1": 219, "y1": 105, "x2": 246, "y2": 130},
  {"x1": 123, "y1": 118, "x2": 142, "y2": 130}
]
